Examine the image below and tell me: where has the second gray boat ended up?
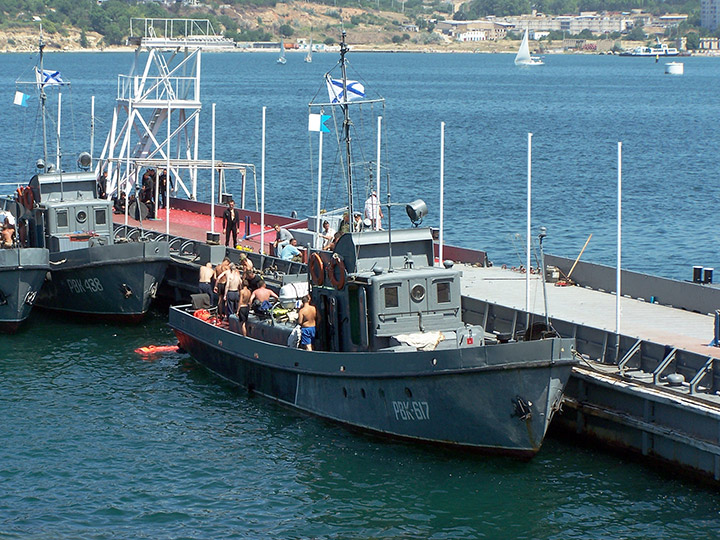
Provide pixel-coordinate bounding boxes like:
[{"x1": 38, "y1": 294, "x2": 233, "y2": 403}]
[
  {"x1": 171, "y1": 227, "x2": 576, "y2": 456},
  {"x1": 24, "y1": 170, "x2": 169, "y2": 321}
]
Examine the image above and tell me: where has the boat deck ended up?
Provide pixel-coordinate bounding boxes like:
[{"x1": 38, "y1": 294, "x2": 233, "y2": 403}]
[
  {"x1": 113, "y1": 207, "x2": 274, "y2": 253},
  {"x1": 459, "y1": 265, "x2": 718, "y2": 359}
]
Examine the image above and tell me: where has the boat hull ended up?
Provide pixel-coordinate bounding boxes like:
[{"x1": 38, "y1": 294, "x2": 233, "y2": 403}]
[
  {"x1": 0, "y1": 248, "x2": 49, "y2": 332},
  {"x1": 36, "y1": 241, "x2": 169, "y2": 320},
  {"x1": 170, "y1": 306, "x2": 576, "y2": 456}
]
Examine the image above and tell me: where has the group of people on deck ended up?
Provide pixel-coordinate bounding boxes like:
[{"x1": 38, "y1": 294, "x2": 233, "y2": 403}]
[
  {"x1": 103, "y1": 168, "x2": 171, "y2": 218},
  {"x1": 316, "y1": 191, "x2": 384, "y2": 251},
  {"x1": 220, "y1": 190, "x2": 384, "y2": 258},
  {"x1": 139, "y1": 168, "x2": 171, "y2": 218},
  {"x1": 198, "y1": 254, "x2": 316, "y2": 349}
]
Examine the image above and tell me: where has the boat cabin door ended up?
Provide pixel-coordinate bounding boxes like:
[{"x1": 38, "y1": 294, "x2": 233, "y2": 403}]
[{"x1": 321, "y1": 294, "x2": 339, "y2": 352}]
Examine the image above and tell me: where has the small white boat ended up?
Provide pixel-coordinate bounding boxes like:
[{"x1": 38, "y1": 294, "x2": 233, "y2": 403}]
[
  {"x1": 515, "y1": 29, "x2": 544, "y2": 67},
  {"x1": 277, "y1": 41, "x2": 287, "y2": 65},
  {"x1": 620, "y1": 38, "x2": 679, "y2": 57},
  {"x1": 665, "y1": 62, "x2": 684, "y2": 75},
  {"x1": 304, "y1": 40, "x2": 312, "y2": 63}
]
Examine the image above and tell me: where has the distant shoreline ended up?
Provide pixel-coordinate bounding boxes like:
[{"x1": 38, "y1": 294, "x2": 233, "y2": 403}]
[{"x1": 2, "y1": 41, "x2": 718, "y2": 57}]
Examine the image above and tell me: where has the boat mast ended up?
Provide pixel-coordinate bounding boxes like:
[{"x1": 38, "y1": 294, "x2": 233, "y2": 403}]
[
  {"x1": 38, "y1": 27, "x2": 49, "y2": 172},
  {"x1": 339, "y1": 31, "x2": 354, "y2": 220}
]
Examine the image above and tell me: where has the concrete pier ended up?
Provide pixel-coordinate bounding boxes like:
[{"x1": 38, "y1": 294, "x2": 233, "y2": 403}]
[{"x1": 459, "y1": 263, "x2": 720, "y2": 482}]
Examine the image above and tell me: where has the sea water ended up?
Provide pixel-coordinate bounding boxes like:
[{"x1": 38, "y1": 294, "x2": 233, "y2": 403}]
[{"x1": 1, "y1": 50, "x2": 720, "y2": 538}]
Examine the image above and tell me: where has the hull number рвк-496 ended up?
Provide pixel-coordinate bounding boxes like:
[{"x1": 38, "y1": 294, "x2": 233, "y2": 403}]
[{"x1": 66, "y1": 278, "x2": 104, "y2": 294}]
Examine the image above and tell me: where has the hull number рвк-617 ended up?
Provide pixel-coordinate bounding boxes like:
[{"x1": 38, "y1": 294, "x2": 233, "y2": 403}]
[{"x1": 392, "y1": 401, "x2": 430, "y2": 421}]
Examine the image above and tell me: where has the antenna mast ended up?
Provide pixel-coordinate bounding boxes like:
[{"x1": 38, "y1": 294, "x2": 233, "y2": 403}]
[
  {"x1": 339, "y1": 31, "x2": 354, "y2": 220},
  {"x1": 38, "y1": 26, "x2": 49, "y2": 172}
]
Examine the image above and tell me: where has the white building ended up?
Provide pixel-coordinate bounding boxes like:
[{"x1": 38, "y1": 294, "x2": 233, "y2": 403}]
[
  {"x1": 701, "y1": 0, "x2": 720, "y2": 30},
  {"x1": 435, "y1": 20, "x2": 509, "y2": 41},
  {"x1": 505, "y1": 13, "x2": 632, "y2": 34},
  {"x1": 457, "y1": 29, "x2": 487, "y2": 41}
]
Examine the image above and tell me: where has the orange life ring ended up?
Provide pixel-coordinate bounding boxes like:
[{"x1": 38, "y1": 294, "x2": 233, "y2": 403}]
[
  {"x1": 15, "y1": 187, "x2": 24, "y2": 204},
  {"x1": 309, "y1": 253, "x2": 324, "y2": 286},
  {"x1": 22, "y1": 187, "x2": 34, "y2": 209},
  {"x1": 193, "y1": 309, "x2": 211, "y2": 321},
  {"x1": 329, "y1": 257, "x2": 346, "y2": 290}
]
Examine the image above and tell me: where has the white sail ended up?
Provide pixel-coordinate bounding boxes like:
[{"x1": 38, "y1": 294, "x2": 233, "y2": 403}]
[
  {"x1": 515, "y1": 29, "x2": 544, "y2": 66},
  {"x1": 277, "y1": 41, "x2": 286, "y2": 65},
  {"x1": 305, "y1": 40, "x2": 312, "y2": 63}
]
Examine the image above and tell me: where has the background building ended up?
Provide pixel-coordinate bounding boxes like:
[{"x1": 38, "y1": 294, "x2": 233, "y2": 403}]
[{"x1": 701, "y1": 0, "x2": 720, "y2": 30}]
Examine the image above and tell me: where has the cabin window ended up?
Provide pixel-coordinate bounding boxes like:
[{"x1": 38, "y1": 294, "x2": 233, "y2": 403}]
[
  {"x1": 76, "y1": 210, "x2": 87, "y2": 223},
  {"x1": 56, "y1": 210, "x2": 68, "y2": 228},
  {"x1": 95, "y1": 209, "x2": 106, "y2": 225},
  {"x1": 384, "y1": 286, "x2": 399, "y2": 308},
  {"x1": 437, "y1": 282, "x2": 451, "y2": 303}
]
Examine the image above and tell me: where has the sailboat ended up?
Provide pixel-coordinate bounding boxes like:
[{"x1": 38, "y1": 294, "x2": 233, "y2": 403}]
[
  {"x1": 169, "y1": 31, "x2": 577, "y2": 457},
  {"x1": 277, "y1": 41, "x2": 287, "y2": 65},
  {"x1": 14, "y1": 28, "x2": 169, "y2": 321},
  {"x1": 304, "y1": 40, "x2": 313, "y2": 63},
  {"x1": 515, "y1": 29, "x2": 544, "y2": 66}
]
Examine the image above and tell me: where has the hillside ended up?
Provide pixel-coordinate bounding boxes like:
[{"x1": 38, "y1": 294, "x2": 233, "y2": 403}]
[{"x1": 0, "y1": 1, "x2": 514, "y2": 53}]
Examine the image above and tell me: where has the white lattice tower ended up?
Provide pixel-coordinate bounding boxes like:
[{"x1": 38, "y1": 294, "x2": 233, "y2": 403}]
[{"x1": 97, "y1": 18, "x2": 235, "y2": 199}]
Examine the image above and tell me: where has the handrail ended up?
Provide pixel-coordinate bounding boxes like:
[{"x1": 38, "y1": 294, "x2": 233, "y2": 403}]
[
  {"x1": 618, "y1": 339, "x2": 642, "y2": 374},
  {"x1": 652, "y1": 348, "x2": 677, "y2": 385},
  {"x1": 689, "y1": 357, "x2": 715, "y2": 395}
]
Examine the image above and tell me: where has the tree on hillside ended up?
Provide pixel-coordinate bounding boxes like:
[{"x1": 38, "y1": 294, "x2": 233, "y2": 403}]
[
  {"x1": 279, "y1": 24, "x2": 294, "y2": 37},
  {"x1": 625, "y1": 24, "x2": 646, "y2": 41},
  {"x1": 463, "y1": 0, "x2": 532, "y2": 18}
]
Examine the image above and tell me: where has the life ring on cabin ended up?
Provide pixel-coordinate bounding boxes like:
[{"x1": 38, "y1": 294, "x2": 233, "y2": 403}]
[
  {"x1": 22, "y1": 187, "x2": 34, "y2": 209},
  {"x1": 309, "y1": 253, "x2": 325, "y2": 286},
  {"x1": 328, "y1": 256, "x2": 346, "y2": 290},
  {"x1": 15, "y1": 187, "x2": 24, "y2": 205}
]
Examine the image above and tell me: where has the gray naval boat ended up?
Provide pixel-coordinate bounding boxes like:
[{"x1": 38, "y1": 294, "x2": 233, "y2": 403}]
[
  {"x1": 170, "y1": 226, "x2": 577, "y2": 456},
  {"x1": 0, "y1": 199, "x2": 48, "y2": 332},
  {"x1": 23, "y1": 169, "x2": 170, "y2": 321},
  {"x1": 9, "y1": 29, "x2": 169, "y2": 322}
]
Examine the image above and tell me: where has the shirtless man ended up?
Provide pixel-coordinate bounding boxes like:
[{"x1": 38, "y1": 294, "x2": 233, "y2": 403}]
[
  {"x1": 214, "y1": 257, "x2": 231, "y2": 320},
  {"x1": 238, "y1": 253, "x2": 254, "y2": 276},
  {"x1": 249, "y1": 280, "x2": 279, "y2": 308},
  {"x1": 238, "y1": 279, "x2": 252, "y2": 336},
  {"x1": 298, "y1": 295, "x2": 317, "y2": 351},
  {"x1": 223, "y1": 263, "x2": 242, "y2": 318},
  {"x1": 1, "y1": 217, "x2": 15, "y2": 248},
  {"x1": 198, "y1": 262, "x2": 215, "y2": 304}
]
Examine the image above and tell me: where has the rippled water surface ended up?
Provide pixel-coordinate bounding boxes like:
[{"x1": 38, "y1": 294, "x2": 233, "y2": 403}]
[{"x1": 1, "y1": 50, "x2": 720, "y2": 538}]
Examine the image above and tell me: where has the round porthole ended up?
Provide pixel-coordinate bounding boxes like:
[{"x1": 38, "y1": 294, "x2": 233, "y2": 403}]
[
  {"x1": 76, "y1": 210, "x2": 87, "y2": 223},
  {"x1": 411, "y1": 284, "x2": 425, "y2": 302}
]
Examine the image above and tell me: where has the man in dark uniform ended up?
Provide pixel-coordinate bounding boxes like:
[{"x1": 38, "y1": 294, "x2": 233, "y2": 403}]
[
  {"x1": 222, "y1": 199, "x2": 240, "y2": 248},
  {"x1": 158, "y1": 169, "x2": 168, "y2": 209},
  {"x1": 141, "y1": 169, "x2": 155, "y2": 218}
]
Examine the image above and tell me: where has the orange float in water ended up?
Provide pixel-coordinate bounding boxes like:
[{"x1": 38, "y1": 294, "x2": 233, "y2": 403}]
[{"x1": 134, "y1": 344, "x2": 179, "y2": 355}]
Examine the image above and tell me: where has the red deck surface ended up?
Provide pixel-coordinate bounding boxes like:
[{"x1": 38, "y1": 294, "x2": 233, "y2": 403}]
[{"x1": 113, "y1": 207, "x2": 275, "y2": 253}]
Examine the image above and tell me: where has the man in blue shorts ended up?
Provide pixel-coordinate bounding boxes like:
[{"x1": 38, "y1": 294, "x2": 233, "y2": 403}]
[{"x1": 298, "y1": 295, "x2": 317, "y2": 351}]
